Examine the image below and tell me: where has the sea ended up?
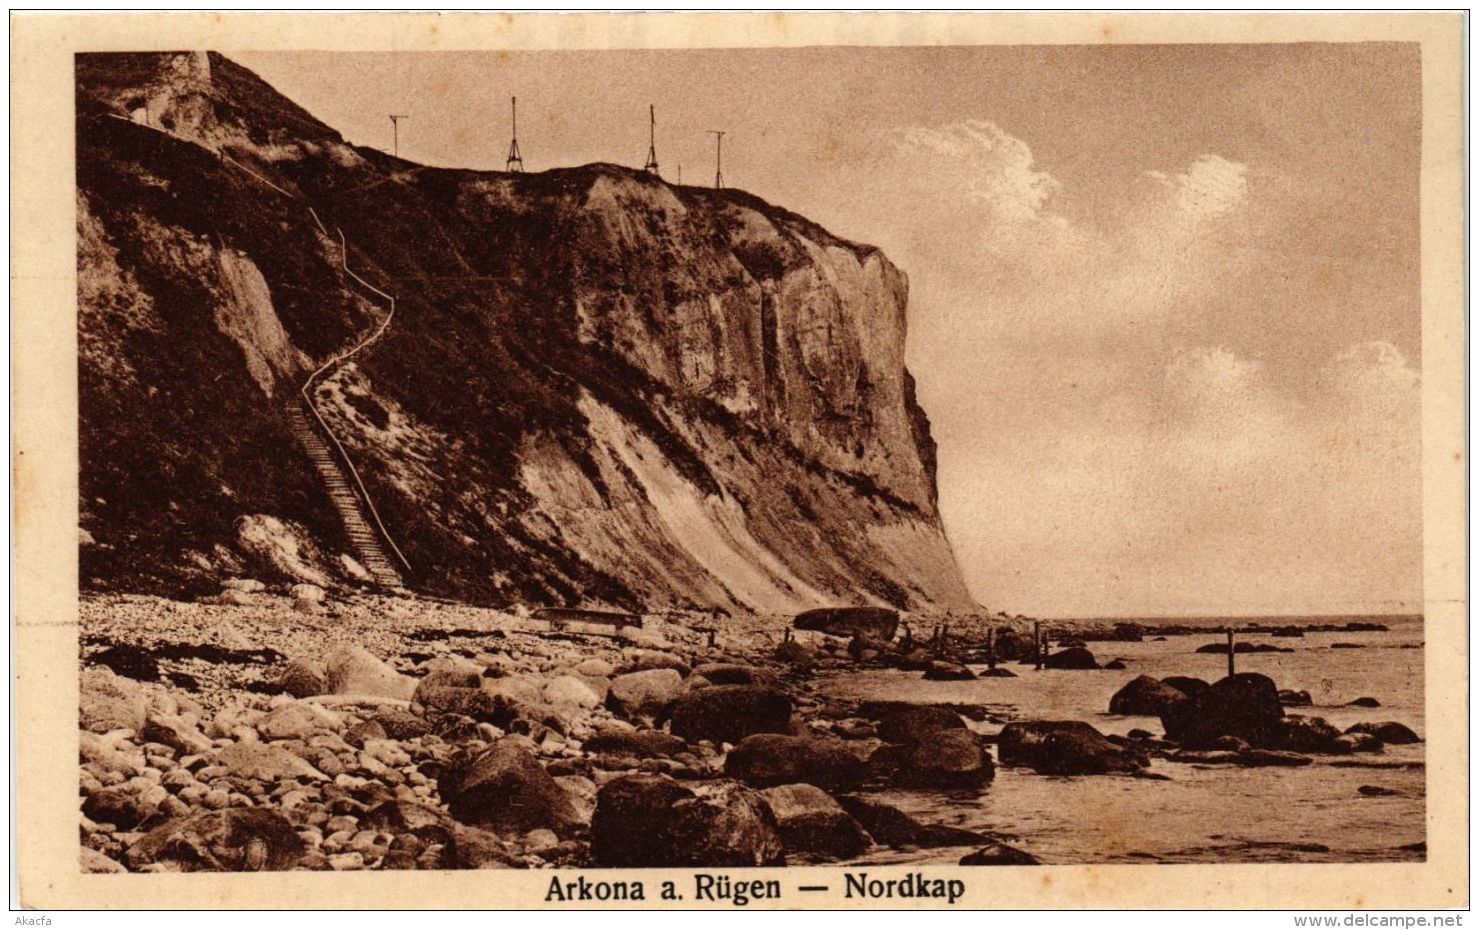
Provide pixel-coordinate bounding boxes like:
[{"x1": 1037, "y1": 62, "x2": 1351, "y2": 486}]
[{"x1": 817, "y1": 615, "x2": 1425, "y2": 864}]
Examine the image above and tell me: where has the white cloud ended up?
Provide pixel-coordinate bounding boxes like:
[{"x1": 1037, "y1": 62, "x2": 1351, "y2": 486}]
[
  {"x1": 886, "y1": 120, "x2": 1062, "y2": 224},
  {"x1": 1144, "y1": 154, "x2": 1249, "y2": 221}
]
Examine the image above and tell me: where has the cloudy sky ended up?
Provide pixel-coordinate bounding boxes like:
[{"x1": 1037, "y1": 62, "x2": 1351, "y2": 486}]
[{"x1": 237, "y1": 43, "x2": 1422, "y2": 617}]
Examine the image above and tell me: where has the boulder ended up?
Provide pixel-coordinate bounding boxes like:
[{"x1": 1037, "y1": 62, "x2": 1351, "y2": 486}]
[
  {"x1": 1347, "y1": 697, "x2": 1382, "y2": 708},
  {"x1": 414, "y1": 685, "x2": 511, "y2": 725},
  {"x1": 1344, "y1": 721, "x2": 1421, "y2": 745},
  {"x1": 272, "y1": 660, "x2": 327, "y2": 699},
  {"x1": 760, "y1": 784, "x2": 871, "y2": 859},
  {"x1": 606, "y1": 668, "x2": 683, "y2": 718},
  {"x1": 617, "y1": 649, "x2": 690, "y2": 677},
  {"x1": 221, "y1": 578, "x2": 266, "y2": 593},
  {"x1": 323, "y1": 645, "x2": 415, "y2": 701},
  {"x1": 668, "y1": 685, "x2": 793, "y2": 744},
  {"x1": 419, "y1": 668, "x2": 482, "y2": 690},
  {"x1": 289, "y1": 583, "x2": 325, "y2": 602},
  {"x1": 1331, "y1": 733, "x2": 1384, "y2": 754},
  {"x1": 1273, "y1": 715, "x2": 1343, "y2": 754},
  {"x1": 590, "y1": 774, "x2": 784, "y2": 867},
  {"x1": 542, "y1": 675, "x2": 603, "y2": 708},
  {"x1": 878, "y1": 729, "x2": 995, "y2": 789},
  {"x1": 140, "y1": 713, "x2": 213, "y2": 756},
  {"x1": 724, "y1": 733, "x2": 867, "y2": 791},
  {"x1": 125, "y1": 809, "x2": 304, "y2": 872},
  {"x1": 79, "y1": 666, "x2": 148, "y2": 733},
  {"x1": 1102, "y1": 659, "x2": 1128, "y2": 670},
  {"x1": 691, "y1": 663, "x2": 772, "y2": 686},
  {"x1": 83, "y1": 786, "x2": 157, "y2": 830},
  {"x1": 444, "y1": 738, "x2": 583, "y2": 836},
  {"x1": 1159, "y1": 673, "x2": 1284, "y2": 749},
  {"x1": 923, "y1": 661, "x2": 975, "y2": 681},
  {"x1": 445, "y1": 824, "x2": 521, "y2": 869},
  {"x1": 960, "y1": 843, "x2": 1041, "y2": 865},
  {"x1": 363, "y1": 800, "x2": 453, "y2": 844},
  {"x1": 834, "y1": 795, "x2": 986, "y2": 849},
  {"x1": 870, "y1": 704, "x2": 967, "y2": 745},
  {"x1": 574, "y1": 658, "x2": 615, "y2": 678},
  {"x1": 793, "y1": 607, "x2": 899, "y2": 642},
  {"x1": 997, "y1": 721, "x2": 1147, "y2": 775},
  {"x1": 1043, "y1": 647, "x2": 1097, "y2": 670},
  {"x1": 371, "y1": 707, "x2": 432, "y2": 740},
  {"x1": 583, "y1": 725, "x2": 687, "y2": 759},
  {"x1": 992, "y1": 629, "x2": 1031, "y2": 661},
  {"x1": 216, "y1": 742, "x2": 325, "y2": 782},
  {"x1": 1161, "y1": 676, "x2": 1211, "y2": 698},
  {"x1": 1278, "y1": 689, "x2": 1313, "y2": 706},
  {"x1": 1108, "y1": 676, "x2": 1189, "y2": 716},
  {"x1": 898, "y1": 649, "x2": 934, "y2": 671},
  {"x1": 774, "y1": 640, "x2": 819, "y2": 664},
  {"x1": 256, "y1": 702, "x2": 338, "y2": 741}
]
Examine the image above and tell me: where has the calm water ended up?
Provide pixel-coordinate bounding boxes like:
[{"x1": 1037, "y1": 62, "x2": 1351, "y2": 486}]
[{"x1": 819, "y1": 618, "x2": 1425, "y2": 864}]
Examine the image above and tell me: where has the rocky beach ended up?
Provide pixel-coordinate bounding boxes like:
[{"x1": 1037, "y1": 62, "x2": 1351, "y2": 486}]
[{"x1": 78, "y1": 587, "x2": 1424, "y2": 873}]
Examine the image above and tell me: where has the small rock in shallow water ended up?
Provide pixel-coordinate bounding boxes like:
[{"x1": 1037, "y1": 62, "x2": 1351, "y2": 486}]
[{"x1": 960, "y1": 842, "x2": 1040, "y2": 865}]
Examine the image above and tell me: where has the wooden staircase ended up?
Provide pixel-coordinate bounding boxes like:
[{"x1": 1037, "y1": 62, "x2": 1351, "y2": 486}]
[{"x1": 285, "y1": 398, "x2": 405, "y2": 589}]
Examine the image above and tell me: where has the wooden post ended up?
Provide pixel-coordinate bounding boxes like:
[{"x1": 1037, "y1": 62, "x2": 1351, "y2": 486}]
[
  {"x1": 1034, "y1": 620, "x2": 1042, "y2": 669},
  {"x1": 1227, "y1": 628, "x2": 1236, "y2": 677}
]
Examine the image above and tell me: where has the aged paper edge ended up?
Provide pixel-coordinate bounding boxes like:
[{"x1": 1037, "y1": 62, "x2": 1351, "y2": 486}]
[{"x1": 11, "y1": 11, "x2": 1468, "y2": 910}]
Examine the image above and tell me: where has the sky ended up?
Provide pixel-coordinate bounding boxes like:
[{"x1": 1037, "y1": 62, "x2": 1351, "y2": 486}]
[{"x1": 235, "y1": 44, "x2": 1423, "y2": 617}]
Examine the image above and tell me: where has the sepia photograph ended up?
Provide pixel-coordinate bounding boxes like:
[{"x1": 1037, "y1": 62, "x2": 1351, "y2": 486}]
[{"x1": 10, "y1": 10, "x2": 1467, "y2": 912}]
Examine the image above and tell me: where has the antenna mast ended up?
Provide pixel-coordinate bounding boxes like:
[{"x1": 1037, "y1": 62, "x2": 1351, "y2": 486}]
[
  {"x1": 707, "y1": 129, "x2": 726, "y2": 189},
  {"x1": 506, "y1": 96, "x2": 525, "y2": 172},
  {"x1": 643, "y1": 104, "x2": 660, "y2": 176},
  {"x1": 388, "y1": 114, "x2": 410, "y2": 158}
]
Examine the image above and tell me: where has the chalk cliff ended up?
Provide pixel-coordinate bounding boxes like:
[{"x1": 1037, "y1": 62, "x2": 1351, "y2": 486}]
[{"x1": 76, "y1": 52, "x2": 975, "y2": 613}]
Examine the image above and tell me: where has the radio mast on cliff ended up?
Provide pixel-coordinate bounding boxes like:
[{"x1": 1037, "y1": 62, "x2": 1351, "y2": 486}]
[
  {"x1": 506, "y1": 97, "x2": 525, "y2": 172},
  {"x1": 707, "y1": 129, "x2": 726, "y2": 189},
  {"x1": 388, "y1": 114, "x2": 410, "y2": 159},
  {"x1": 643, "y1": 104, "x2": 660, "y2": 176}
]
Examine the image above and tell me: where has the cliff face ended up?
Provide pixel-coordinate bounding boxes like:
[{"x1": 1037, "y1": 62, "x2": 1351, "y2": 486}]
[{"x1": 75, "y1": 52, "x2": 975, "y2": 613}]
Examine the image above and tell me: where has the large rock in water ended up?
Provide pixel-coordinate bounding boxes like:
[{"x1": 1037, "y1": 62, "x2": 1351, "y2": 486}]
[
  {"x1": 1108, "y1": 676, "x2": 1190, "y2": 716},
  {"x1": 835, "y1": 795, "x2": 987, "y2": 849},
  {"x1": 794, "y1": 607, "x2": 899, "y2": 642},
  {"x1": 591, "y1": 774, "x2": 784, "y2": 867},
  {"x1": 1159, "y1": 673, "x2": 1285, "y2": 749},
  {"x1": 1273, "y1": 715, "x2": 1343, "y2": 754},
  {"x1": 870, "y1": 704, "x2": 968, "y2": 745},
  {"x1": 1345, "y1": 721, "x2": 1421, "y2": 745},
  {"x1": 997, "y1": 721, "x2": 1147, "y2": 775},
  {"x1": 875, "y1": 728, "x2": 994, "y2": 789},
  {"x1": 668, "y1": 685, "x2": 792, "y2": 744},
  {"x1": 125, "y1": 809, "x2": 304, "y2": 872},
  {"x1": 724, "y1": 733, "x2": 867, "y2": 790},
  {"x1": 760, "y1": 784, "x2": 872, "y2": 859},
  {"x1": 323, "y1": 644, "x2": 416, "y2": 701},
  {"x1": 444, "y1": 738, "x2": 583, "y2": 836},
  {"x1": 1162, "y1": 676, "x2": 1211, "y2": 698},
  {"x1": 1043, "y1": 647, "x2": 1098, "y2": 670}
]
